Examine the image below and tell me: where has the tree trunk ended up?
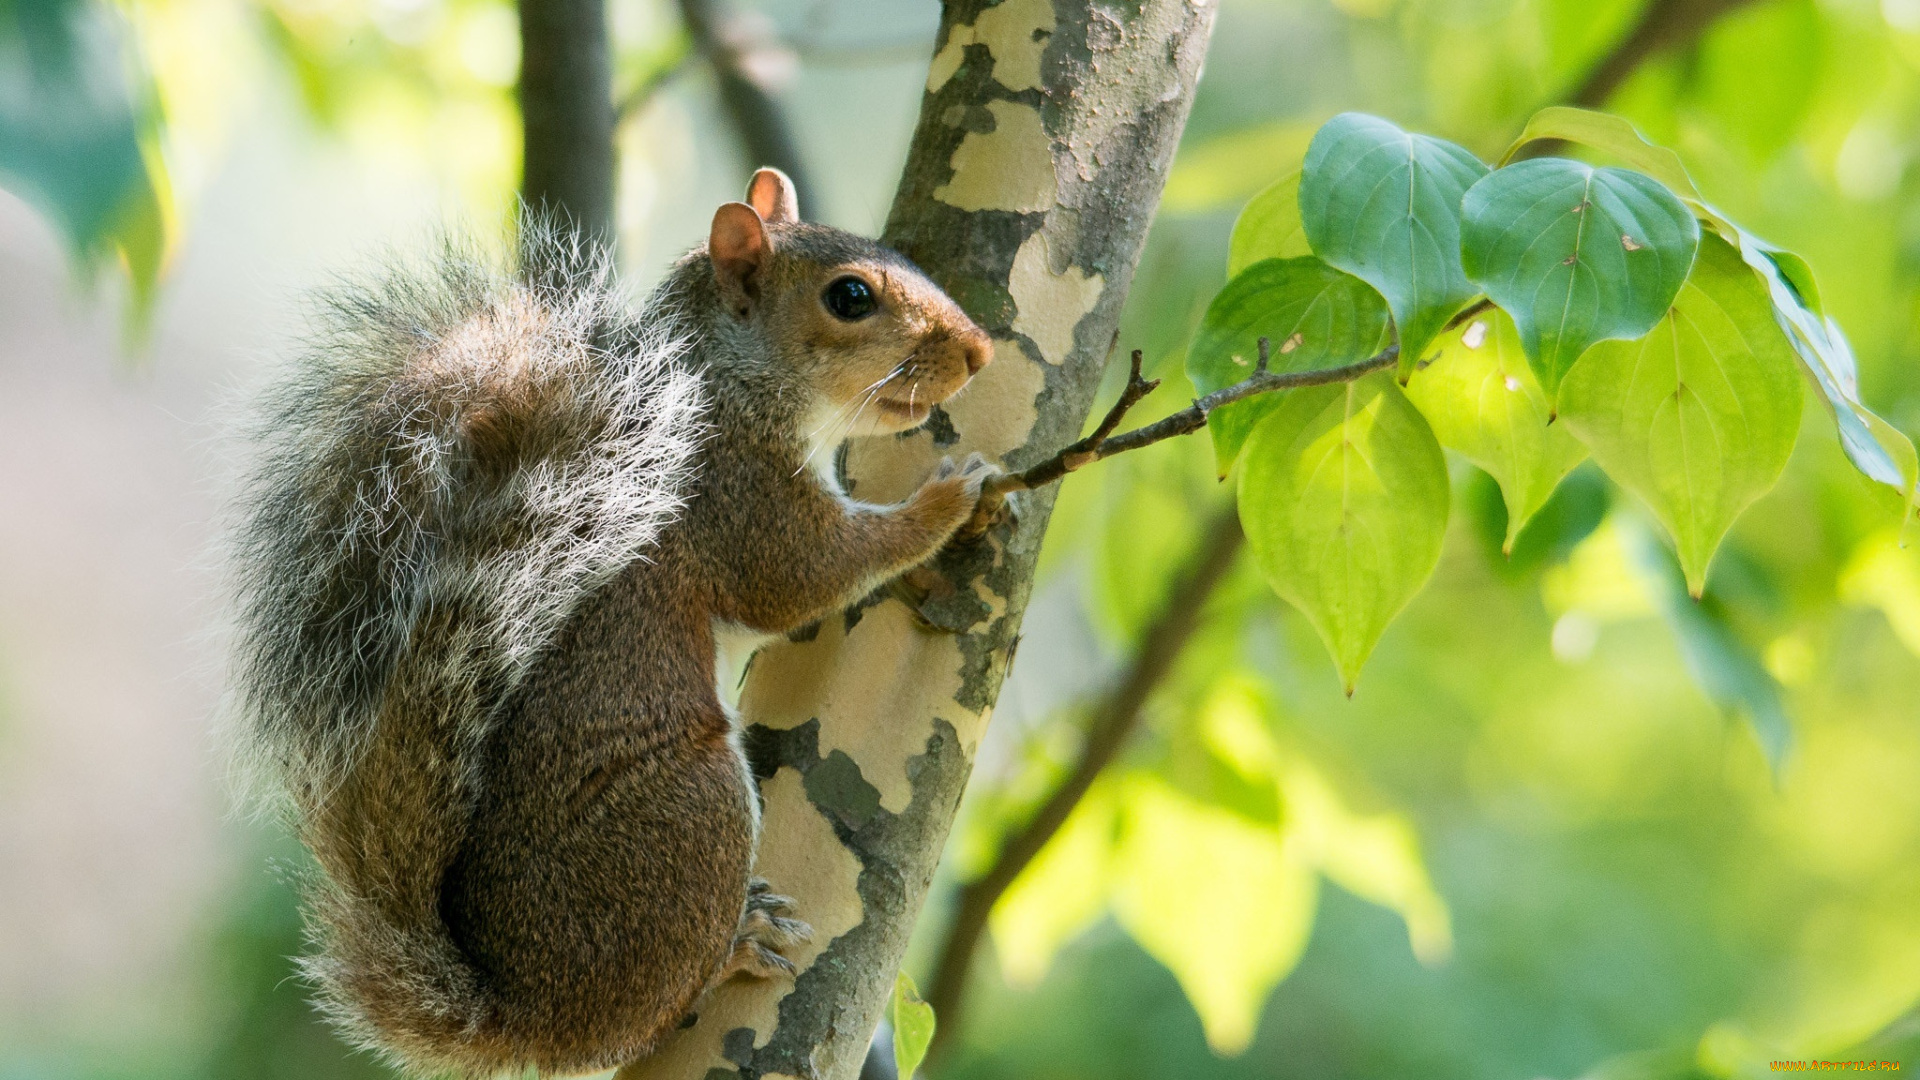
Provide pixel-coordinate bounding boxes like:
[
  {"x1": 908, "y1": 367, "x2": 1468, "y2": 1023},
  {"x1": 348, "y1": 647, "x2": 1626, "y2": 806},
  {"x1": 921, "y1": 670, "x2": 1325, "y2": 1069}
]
[
  {"x1": 617, "y1": 2, "x2": 1217, "y2": 1077},
  {"x1": 518, "y1": 0, "x2": 615, "y2": 241}
]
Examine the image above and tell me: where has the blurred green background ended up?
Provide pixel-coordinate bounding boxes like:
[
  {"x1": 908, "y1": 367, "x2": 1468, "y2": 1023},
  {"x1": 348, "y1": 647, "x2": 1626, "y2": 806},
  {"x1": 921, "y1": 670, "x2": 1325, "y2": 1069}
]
[{"x1": 4, "y1": 0, "x2": 1920, "y2": 1077}]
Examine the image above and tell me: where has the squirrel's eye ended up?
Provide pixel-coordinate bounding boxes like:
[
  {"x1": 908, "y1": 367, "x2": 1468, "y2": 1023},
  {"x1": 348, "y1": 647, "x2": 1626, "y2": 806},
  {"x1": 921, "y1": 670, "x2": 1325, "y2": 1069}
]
[{"x1": 822, "y1": 276, "x2": 878, "y2": 321}]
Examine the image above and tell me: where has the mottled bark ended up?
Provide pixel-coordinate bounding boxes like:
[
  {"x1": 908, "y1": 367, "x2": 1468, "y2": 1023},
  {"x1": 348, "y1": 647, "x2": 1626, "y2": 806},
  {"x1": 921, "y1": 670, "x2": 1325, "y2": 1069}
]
[
  {"x1": 616, "y1": 1, "x2": 1217, "y2": 1077},
  {"x1": 519, "y1": 0, "x2": 615, "y2": 242}
]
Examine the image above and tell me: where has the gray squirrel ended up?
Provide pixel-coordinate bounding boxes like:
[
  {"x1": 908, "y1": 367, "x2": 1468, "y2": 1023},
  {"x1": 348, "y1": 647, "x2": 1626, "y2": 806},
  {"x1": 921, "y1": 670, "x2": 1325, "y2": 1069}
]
[{"x1": 228, "y1": 168, "x2": 996, "y2": 1077}]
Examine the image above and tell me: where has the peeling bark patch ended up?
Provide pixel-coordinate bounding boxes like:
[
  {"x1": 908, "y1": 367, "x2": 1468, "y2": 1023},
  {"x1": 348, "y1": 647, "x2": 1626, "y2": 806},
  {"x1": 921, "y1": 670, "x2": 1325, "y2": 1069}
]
[
  {"x1": 723, "y1": 1028, "x2": 757, "y2": 1067},
  {"x1": 714, "y1": 714, "x2": 977, "y2": 1080},
  {"x1": 941, "y1": 342, "x2": 1045, "y2": 461},
  {"x1": 805, "y1": 751, "x2": 882, "y2": 829},
  {"x1": 755, "y1": 718, "x2": 972, "y2": 1079},
  {"x1": 932, "y1": 101, "x2": 1056, "y2": 213},
  {"x1": 918, "y1": 405, "x2": 960, "y2": 447},
  {"x1": 925, "y1": 36, "x2": 968, "y2": 94},
  {"x1": 739, "y1": 602, "x2": 971, "y2": 815},
  {"x1": 925, "y1": 0, "x2": 1055, "y2": 93},
  {"x1": 1008, "y1": 229, "x2": 1105, "y2": 364}
]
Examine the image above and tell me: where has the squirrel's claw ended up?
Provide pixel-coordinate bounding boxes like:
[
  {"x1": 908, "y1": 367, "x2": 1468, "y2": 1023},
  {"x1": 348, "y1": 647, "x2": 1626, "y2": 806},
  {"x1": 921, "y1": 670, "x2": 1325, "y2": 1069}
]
[
  {"x1": 710, "y1": 878, "x2": 812, "y2": 987},
  {"x1": 717, "y1": 938, "x2": 798, "y2": 983}
]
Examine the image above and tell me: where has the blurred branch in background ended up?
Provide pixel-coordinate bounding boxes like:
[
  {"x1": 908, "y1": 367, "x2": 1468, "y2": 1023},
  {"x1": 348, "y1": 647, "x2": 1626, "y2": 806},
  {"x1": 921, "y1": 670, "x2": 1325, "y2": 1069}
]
[
  {"x1": 673, "y1": 0, "x2": 815, "y2": 219},
  {"x1": 960, "y1": 341, "x2": 1405, "y2": 538},
  {"x1": 917, "y1": 0, "x2": 1783, "y2": 1058},
  {"x1": 924, "y1": 507, "x2": 1248, "y2": 1058},
  {"x1": 517, "y1": 0, "x2": 615, "y2": 243},
  {"x1": 1567, "y1": 0, "x2": 1764, "y2": 108},
  {"x1": 615, "y1": 33, "x2": 695, "y2": 125}
]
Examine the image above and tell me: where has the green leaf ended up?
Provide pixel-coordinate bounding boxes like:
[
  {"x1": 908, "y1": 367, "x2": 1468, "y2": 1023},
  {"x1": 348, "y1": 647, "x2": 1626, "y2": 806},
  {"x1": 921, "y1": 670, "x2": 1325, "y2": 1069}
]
[
  {"x1": 891, "y1": 972, "x2": 936, "y2": 1080},
  {"x1": 1110, "y1": 775, "x2": 1315, "y2": 1054},
  {"x1": 0, "y1": 0, "x2": 174, "y2": 343},
  {"x1": 1186, "y1": 257, "x2": 1392, "y2": 475},
  {"x1": 1467, "y1": 463, "x2": 1613, "y2": 580},
  {"x1": 1728, "y1": 229, "x2": 1917, "y2": 498},
  {"x1": 1404, "y1": 309, "x2": 1589, "y2": 548},
  {"x1": 1460, "y1": 160, "x2": 1699, "y2": 395},
  {"x1": 989, "y1": 780, "x2": 1119, "y2": 987},
  {"x1": 1500, "y1": 107, "x2": 1703, "y2": 201},
  {"x1": 1624, "y1": 520, "x2": 1793, "y2": 775},
  {"x1": 1228, "y1": 171, "x2": 1310, "y2": 276},
  {"x1": 1500, "y1": 107, "x2": 1916, "y2": 500},
  {"x1": 1152, "y1": 681, "x2": 1284, "y2": 829},
  {"x1": 1280, "y1": 759, "x2": 1452, "y2": 965},
  {"x1": 1237, "y1": 372, "x2": 1450, "y2": 691},
  {"x1": 1556, "y1": 234, "x2": 1803, "y2": 596},
  {"x1": 1298, "y1": 113, "x2": 1489, "y2": 378}
]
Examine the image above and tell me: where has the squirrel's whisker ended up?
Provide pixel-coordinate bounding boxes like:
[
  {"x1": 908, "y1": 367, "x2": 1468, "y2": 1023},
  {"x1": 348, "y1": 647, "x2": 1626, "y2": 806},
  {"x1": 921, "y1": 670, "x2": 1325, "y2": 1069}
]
[
  {"x1": 803, "y1": 364, "x2": 905, "y2": 445},
  {"x1": 795, "y1": 365, "x2": 906, "y2": 478}
]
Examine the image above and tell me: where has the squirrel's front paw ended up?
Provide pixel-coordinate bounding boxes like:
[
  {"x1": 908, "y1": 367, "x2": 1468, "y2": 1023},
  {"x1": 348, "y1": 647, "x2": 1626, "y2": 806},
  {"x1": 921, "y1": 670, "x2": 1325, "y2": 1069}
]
[
  {"x1": 919, "y1": 452, "x2": 1003, "y2": 526},
  {"x1": 933, "y1": 451, "x2": 1002, "y2": 492},
  {"x1": 713, "y1": 878, "x2": 812, "y2": 985}
]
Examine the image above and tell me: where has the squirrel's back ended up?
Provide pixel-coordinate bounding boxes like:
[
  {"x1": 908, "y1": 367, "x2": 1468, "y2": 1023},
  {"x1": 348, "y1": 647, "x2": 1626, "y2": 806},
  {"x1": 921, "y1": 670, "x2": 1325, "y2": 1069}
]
[{"x1": 226, "y1": 221, "x2": 706, "y2": 1073}]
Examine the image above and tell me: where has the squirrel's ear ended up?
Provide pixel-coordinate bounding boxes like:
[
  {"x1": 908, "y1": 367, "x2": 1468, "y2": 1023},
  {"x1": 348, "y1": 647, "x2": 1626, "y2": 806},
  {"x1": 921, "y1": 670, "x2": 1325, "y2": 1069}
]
[
  {"x1": 710, "y1": 202, "x2": 771, "y2": 316},
  {"x1": 746, "y1": 168, "x2": 799, "y2": 224}
]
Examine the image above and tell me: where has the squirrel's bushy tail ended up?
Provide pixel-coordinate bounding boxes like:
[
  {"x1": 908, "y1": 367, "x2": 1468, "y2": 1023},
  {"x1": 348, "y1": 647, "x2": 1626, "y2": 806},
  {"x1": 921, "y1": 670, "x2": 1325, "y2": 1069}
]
[{"x1": 227, "y1": 220, "x2": 706, "y2": 1075}]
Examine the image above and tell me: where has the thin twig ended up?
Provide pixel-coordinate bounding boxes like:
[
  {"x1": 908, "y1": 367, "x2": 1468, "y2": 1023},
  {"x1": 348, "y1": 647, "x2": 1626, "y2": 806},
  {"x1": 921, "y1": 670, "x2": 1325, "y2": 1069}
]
[
  {"x1": 923, "y1": 506, "x2": 1248, "y2": 1058},
  {"x1": 675, "y1": 0, "x2": 816, "y2": 218},
  {"x1": 615, "y1": 40, "x2": 696, "y2": 124},
  {"x1": 958, "y1": 340, "x2": 1399, "y2": 538}
]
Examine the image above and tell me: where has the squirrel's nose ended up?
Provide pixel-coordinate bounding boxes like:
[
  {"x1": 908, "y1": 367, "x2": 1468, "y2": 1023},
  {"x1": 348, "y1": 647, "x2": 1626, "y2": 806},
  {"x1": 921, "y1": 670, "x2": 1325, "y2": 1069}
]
[{"x1": 961, "y1": 331, "x2": 992, "y2": 375}]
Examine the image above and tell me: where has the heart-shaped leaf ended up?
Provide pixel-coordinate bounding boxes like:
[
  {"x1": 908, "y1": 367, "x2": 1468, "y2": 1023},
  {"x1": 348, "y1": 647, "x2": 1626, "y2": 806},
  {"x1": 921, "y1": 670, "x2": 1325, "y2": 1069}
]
[
  {"x1": 1501, "y1": 108, "x2": 1916, "y2": 501},
  {"x1": 1404, "y1": 309, "x2": 1588, "y2": 549},
  {"x1": 1298, "y1": 113, "x2": 1489, "y2": 378},
  {"x1": 1557, "y1": 234, "x2": 1803, "y2": 595},
  {"x1": 1110, "y1": 775, "x2": 1315, "y2": 1055},
  {"x1": 1186, "y1": 256, "x2": 1392, "y2": 475},
  {"x1": 891, "y1": 973, "x2": 936, "y2": 1079},
  {"x1": 1237, "y1": 371, "x2": 1450, "y2": 691},
  {"x1": 1461, "y1": 159, "x2": 1700, "y2": 396},
  {"x1": 1228, "y1": 170, "x2": 1310, "y2": 276},
  {"x1": 1500, "y1": 107, "x2": 1703, "y2": 200}
]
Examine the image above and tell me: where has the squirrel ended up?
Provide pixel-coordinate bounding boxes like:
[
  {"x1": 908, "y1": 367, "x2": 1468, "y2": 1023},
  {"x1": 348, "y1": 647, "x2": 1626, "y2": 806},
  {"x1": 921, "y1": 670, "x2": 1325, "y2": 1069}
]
[{"x1": 227, "y1": 168, "x2": 996, "y2": 1078}]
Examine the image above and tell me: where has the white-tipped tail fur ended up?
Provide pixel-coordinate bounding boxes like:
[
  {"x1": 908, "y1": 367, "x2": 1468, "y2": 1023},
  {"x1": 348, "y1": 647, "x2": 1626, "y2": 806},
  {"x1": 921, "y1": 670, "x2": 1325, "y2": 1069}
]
[{"x1": 226, "y1": 219, "x2": 706, "y2": 1074}]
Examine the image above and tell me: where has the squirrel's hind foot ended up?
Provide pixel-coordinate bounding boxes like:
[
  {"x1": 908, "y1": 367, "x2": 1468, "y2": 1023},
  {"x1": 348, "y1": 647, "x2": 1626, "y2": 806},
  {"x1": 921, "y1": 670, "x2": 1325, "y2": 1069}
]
[{"x1": 713, "y1": 879, "x2": 811, "y2": 985}]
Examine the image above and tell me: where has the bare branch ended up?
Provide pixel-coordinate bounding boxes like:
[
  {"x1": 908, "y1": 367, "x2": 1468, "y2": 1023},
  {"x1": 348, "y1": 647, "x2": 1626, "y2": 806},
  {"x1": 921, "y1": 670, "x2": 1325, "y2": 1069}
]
[
  {"x1": 614, "y1": 38, "x2": 696, "y2": 124},
  {"x1": 675, "y1": 0, "x2": 816, "y2": 218},
  {"x1": 1567, "y1": 0, "x2": 1763, "y2": 109},
  {"x1": 924, "y1": 506, "x2": 1248, "y2": 1057},
  {"x1": 959, "y1": 342, "x2": 1399, "y2": 538}
]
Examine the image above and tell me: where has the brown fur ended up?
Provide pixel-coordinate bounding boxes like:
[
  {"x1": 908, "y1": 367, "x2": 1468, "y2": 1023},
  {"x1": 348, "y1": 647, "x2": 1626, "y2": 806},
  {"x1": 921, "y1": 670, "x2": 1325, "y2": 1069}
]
[{"x1": 231, "y1": 175, "x2": 993, "y2": 1077}]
